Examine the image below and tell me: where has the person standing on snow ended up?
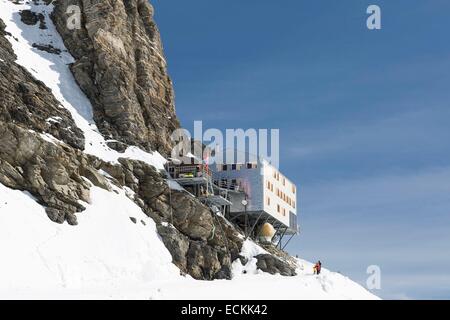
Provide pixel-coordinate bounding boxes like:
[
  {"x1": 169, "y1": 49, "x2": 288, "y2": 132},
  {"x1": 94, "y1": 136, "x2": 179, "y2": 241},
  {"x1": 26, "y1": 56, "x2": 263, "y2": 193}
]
[{"x1": 313, "y1": 261, "x2": 322, "y2": 275}]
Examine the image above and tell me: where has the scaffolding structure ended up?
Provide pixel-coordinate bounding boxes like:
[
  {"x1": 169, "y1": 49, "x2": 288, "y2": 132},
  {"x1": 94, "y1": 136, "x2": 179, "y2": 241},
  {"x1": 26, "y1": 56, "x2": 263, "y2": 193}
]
[
  {"x1": 165, "y1": 160, "x2": 297, "y2": 249},
  {"x1": 165, "y1": 162, "x2": 232, "y2": 212}
]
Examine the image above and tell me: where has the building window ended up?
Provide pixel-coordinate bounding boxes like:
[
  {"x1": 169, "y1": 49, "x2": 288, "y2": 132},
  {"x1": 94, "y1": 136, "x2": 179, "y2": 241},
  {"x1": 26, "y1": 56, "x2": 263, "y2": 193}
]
[
  {"x1": 267, "y1": 197, "x2": 270, "y2": 206},
  {"x1": 231, "y1": 164, "x2": 236, "y2": 170},
  {"x1": 283, "y1": 208, "x2": 286, "y2": 216},
  {"x1": 267, "y1": 181, "x2": 271, "y2": 189},
  {"x1": 246, "y1": 163, "x2": 257, "y2": 169},
  {"x1": 221, "y1": 178, "x2": 227, "y2": 187},
  {"x1": 282, "y1": 178, "x2": 286, "y2": 186},
  {"x1": 276, "y1": 173, "x2": 280, "y2": 181},
  {"x1": 293, "y1": 201, "x2": 296, "y2": 209},
  {"x1": 222, "y1": 164, "x2": 228, "y2": 171},
  {"x1": 273, "y1": 171, "x2": 277, "y2": 179},
  {"x1": 277, "y1": 204, "x2": 280, "y2": 213},
  {"x1": 292, "y1": 185, "x2": 296, "y2": 194}
]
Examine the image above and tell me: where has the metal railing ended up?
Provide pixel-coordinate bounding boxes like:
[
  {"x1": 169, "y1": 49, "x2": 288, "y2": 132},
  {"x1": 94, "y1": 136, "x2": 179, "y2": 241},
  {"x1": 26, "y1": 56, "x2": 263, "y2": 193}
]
[
  {"x1": 167, "y1": 164, "x2": 212, "y2": 179},
  {"x1": 213, "y1": 179, "x2": 242, "y2": 191}
]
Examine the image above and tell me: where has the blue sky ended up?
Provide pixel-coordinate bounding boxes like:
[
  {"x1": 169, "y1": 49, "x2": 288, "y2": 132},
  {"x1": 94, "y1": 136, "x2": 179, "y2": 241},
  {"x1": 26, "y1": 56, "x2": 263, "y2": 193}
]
[{"x1": 151, "y1": 0, "x2": 450, "y2": 299}]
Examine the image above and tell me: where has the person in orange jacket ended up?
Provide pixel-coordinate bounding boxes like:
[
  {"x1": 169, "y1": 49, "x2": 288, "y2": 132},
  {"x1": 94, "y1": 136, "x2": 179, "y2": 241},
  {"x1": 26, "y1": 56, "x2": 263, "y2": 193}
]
[{"x1": 313, "y1": 261, "x2": 322, "y2": 275}]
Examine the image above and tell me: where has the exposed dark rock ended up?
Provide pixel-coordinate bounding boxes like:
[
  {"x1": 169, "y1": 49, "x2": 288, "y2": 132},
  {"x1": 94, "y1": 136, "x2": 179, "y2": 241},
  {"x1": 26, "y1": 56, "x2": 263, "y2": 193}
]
[
  {"x1": 0, "y1": 16, "x2": 97, "y2": 226},
  {"x1": 187, "y1": 242, "x2": 222, "y2": 280},
  {"x1": 46, "y1": 207, "x2": 66, "y2": 224},
  {"x1": 80, "y1": 166, "x2": 111, "y2": 191},
  {"x1": 19, "y1": 10, "x2": 39, "y2": 25},
  {"x1": 238, "y1": 255, "x2": 249, "y2": 266},
  {"x1": 106, "y1": 140, "x2": 128, "y2": 153},
  {"x1": 259, "y1": 242, "x2": 300, "y2": 270},
  {"x1": 103, "y1": 158, "x2": 244, "y2": 280},
  {"x1": 0, "y1": 121, "x2": 92, "y2": 224},
  {"x1": 157, "y1": 224, "x2": 190, "y2": 271},
  {"x1": 19, "y1": 10, "x2": 46, "y2": 29},
  {"x1": 1, "y1": 20, "x2": 84, "y2": 150},
  {"x1": 32, "y1": 43, "x2": 61, "y2": 54},
  {"x1": 52, "y1": 0, "x2": 180, "y2": 156},
  {"x1": 0, "y1": 20, "x2": 14, "y2": 55},
  {"x1": 255, "y1": 254, "x2": 297, "y2": 276}
]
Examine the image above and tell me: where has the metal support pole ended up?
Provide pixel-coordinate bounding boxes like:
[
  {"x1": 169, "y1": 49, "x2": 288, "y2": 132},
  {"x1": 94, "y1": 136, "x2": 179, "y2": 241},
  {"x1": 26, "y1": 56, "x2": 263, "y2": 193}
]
[
  {"x1": 281, "y1": 233, "x2": 296, "y2": 251},
  {"x1": 244, "y1": 208, "x2": 248, "y2": 238},
  {"x1": 229, "y1": 212, "x2": 245, "y2": 222},
  {"x1": 278, "y1": 227, "x2": 288, "y2": 249},
  {"x1": 245, "y1": 211, "x2": 264, "y2": 240},
  {"x1": 242, "y1": 196, "x2": 248, "y2": 238},
  {"x1": 272, "y1": 224, "x2": 282, "y2": 245}
]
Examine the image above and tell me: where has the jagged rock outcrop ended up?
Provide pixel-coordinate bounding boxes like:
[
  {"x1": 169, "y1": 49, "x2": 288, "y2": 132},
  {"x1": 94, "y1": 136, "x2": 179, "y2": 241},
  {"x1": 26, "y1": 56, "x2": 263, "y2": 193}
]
[
  {"x1": 19, "y1": 9, "x2": 46, "y2": 29},
  {"x1": 100, "y1": 158, "x2": 244, "y2": 280},
  {"x1": 0, "y1": 121, "x2": 95, "y2": 225},
  {"x1": 1, "y1": 17, "x2": 93, "y2": 225},
  {"x1": 52, "y1": 0, "x2": 179, "y2": 155},
  {"x1": 0, "y1": 20, "x2": 84, "y2": 150},
  {"x1": 255, "y1": 254, "x2": 297, "y2": 276}
]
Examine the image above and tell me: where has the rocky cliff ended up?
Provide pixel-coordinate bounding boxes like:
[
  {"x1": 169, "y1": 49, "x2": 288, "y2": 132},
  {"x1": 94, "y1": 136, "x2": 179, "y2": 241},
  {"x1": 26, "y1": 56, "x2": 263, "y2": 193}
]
[
  {"x1": 1, "y1": 17, "x2": 91, "y2": 225},
  {"x1": 0, "y1": 0, "x2": 295, "y2": 282},
  {"x1": 52, "y1": 0, "x2": 179, "y2": 155}
]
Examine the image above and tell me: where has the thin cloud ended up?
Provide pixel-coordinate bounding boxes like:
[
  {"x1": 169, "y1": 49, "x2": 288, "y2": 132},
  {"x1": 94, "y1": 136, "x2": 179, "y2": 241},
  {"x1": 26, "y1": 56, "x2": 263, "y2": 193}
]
[{"x1": 287, "y1": 107, "x2": 450, "y2": 160}]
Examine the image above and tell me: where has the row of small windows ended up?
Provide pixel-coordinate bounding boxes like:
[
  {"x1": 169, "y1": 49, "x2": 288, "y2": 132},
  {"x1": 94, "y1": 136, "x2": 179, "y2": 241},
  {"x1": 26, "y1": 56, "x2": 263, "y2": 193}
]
[
  {"x1": 278, "y1": 189, "x2": 296, "y2": 209},
  {"x1": 266, "y1": 198, "x2": 286, "y2": 217},
  {"x1": 216, "y1": 163, "x2": 258, "y2": 171},
  {"x1": 272, "y1": 170, "x2": 296, "y2": 194},
  {"x1": 214, "y1": 179, "x2": 239, "y2": 189},
  {"x1": 266, "y1": 181, "x2": 296, "y2": 209},
  {"x1": 277, "y1": 203, "x2": 287, "y2": 217}
]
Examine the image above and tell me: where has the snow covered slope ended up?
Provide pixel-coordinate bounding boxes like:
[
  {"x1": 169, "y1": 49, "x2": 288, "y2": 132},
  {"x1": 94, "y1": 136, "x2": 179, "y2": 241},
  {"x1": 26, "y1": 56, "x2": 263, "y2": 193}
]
[
  {"x1": 0, "y1": 0, "x2": 378, "y2": 300},
  {"x1": 0, "y1": 183, "x2": 377, "y2": 300},
  {"x1": 0, "y1": 182, "x2": 180, "y2": 298}
]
